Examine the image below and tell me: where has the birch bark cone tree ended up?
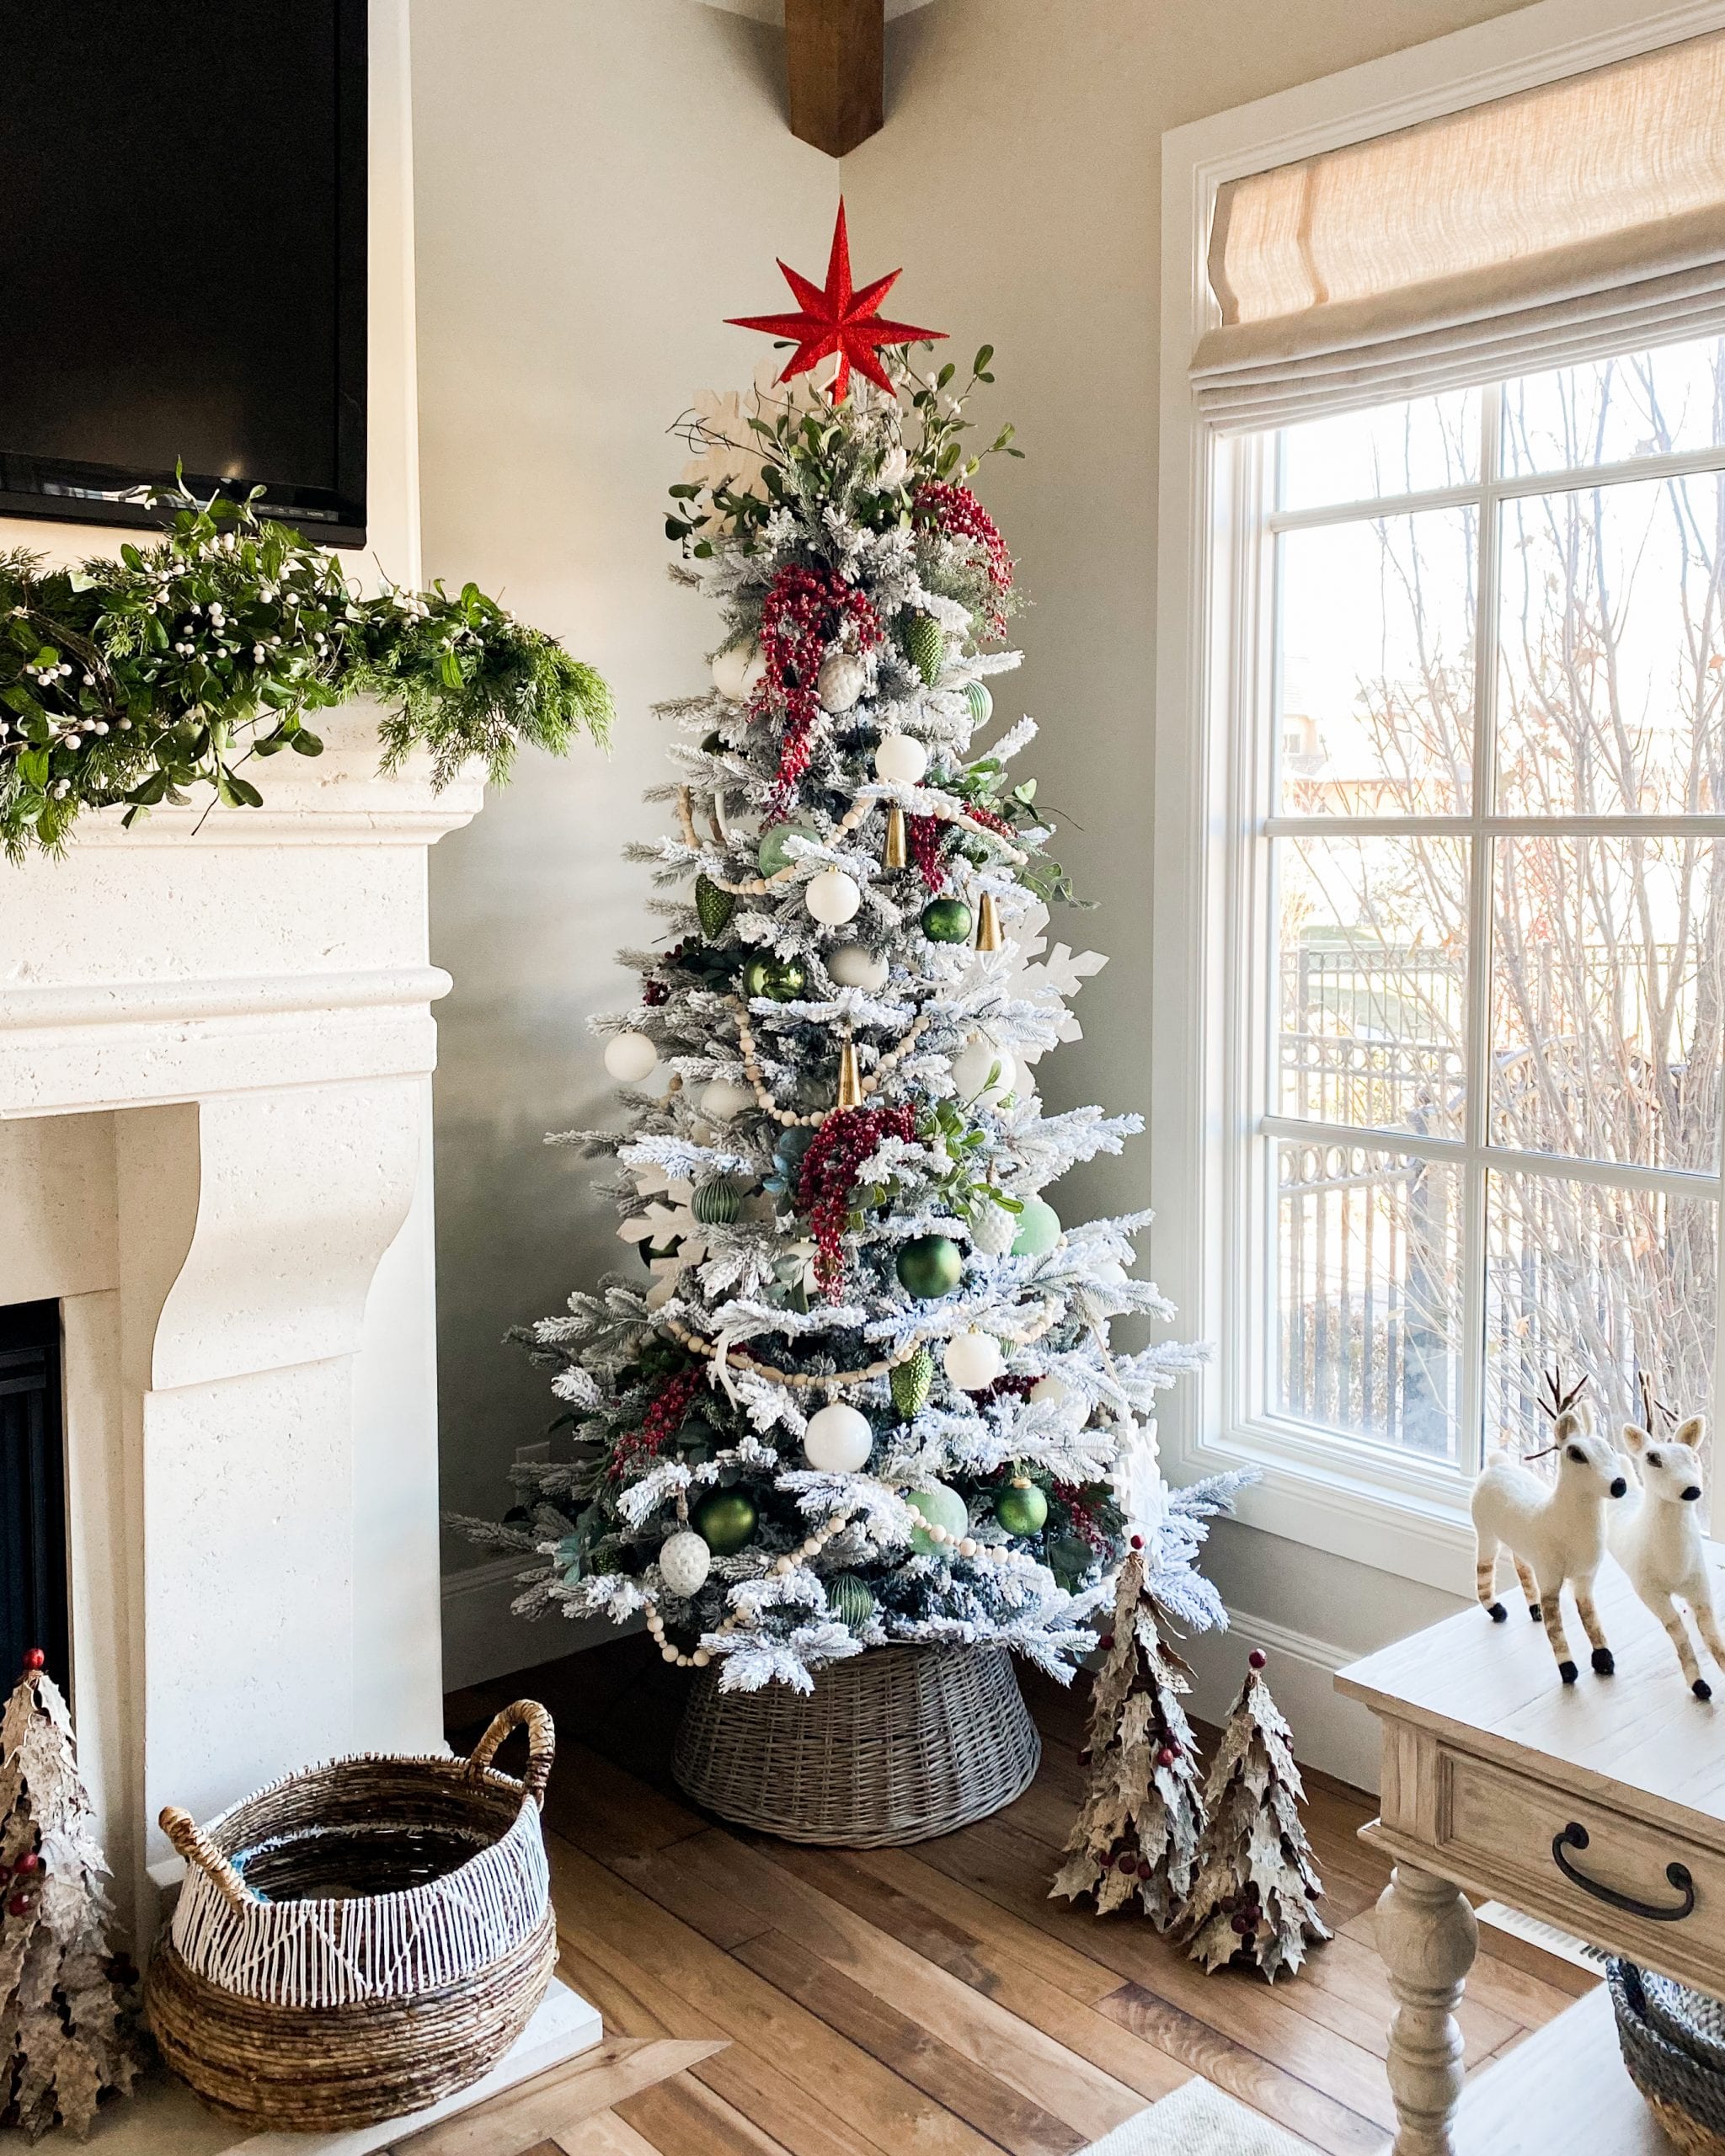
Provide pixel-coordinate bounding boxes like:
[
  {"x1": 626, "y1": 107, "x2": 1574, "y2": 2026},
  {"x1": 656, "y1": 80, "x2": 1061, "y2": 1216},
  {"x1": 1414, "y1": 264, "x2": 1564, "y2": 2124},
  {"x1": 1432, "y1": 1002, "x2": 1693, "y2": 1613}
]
[{"x1": 0, "y1": 1657, "x2": 140, "y2": 2141}]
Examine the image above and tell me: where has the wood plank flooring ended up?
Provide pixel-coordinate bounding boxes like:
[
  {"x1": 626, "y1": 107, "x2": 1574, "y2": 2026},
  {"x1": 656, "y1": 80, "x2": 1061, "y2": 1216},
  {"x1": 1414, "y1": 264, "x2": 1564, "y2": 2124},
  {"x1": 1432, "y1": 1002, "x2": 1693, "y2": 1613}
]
[{"x1": 416, "y1": 1636, "x2": 1594, "y2": 2156}]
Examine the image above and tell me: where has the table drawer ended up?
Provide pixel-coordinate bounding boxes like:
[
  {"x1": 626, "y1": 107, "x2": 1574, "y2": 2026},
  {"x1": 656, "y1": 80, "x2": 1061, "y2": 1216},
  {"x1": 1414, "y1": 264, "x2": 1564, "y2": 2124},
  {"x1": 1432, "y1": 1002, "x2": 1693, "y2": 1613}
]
[{"x1": 1437, "y1": 1750, "x2": 1722, "y2": 1988}]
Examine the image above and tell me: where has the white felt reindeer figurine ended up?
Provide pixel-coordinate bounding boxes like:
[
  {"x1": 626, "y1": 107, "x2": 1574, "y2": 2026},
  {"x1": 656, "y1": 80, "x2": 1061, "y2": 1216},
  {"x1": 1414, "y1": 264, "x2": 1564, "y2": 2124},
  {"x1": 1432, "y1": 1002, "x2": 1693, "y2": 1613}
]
[
  {"x1": 1471, "y1": 1374, "x2": 1629, "y2": 1684},
  {"x1": 1609, "y1": 1402, "x2": 1724, "y2": 1701}
]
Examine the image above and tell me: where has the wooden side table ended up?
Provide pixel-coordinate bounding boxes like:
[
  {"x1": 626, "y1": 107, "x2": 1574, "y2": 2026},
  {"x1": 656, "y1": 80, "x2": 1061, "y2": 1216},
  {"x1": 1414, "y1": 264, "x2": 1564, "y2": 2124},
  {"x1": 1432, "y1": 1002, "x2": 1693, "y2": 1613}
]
[{"x1": 1337, "y1": 1543, "x2": 1725, "y2": 2156}]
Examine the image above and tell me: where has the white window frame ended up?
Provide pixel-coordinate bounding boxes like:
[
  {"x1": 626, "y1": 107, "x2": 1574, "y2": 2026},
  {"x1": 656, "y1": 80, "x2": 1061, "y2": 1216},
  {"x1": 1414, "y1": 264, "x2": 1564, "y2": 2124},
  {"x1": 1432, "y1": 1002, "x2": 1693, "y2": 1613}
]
[{"x1": 1153, "y1": 0, "x2": 1725, "y2": 1595}]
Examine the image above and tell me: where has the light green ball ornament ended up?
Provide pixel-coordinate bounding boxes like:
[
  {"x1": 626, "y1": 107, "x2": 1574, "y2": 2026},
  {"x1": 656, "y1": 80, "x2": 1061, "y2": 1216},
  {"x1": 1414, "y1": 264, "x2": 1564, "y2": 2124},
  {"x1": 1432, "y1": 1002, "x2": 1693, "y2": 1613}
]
[
  {"x1": 906, "y1": 615, "x2": 946, "y2": 686},
  {"x1": 826, "y1": 1573, "x2": 877, "y2": 1627},
  {"x1": 896, "y1": 1235, "x2": 963, "y2": 1300},
  {"x1": 692, "y1": 1177, "x2": 742, "y2": 1226},
  {"x1": 757, "y1": 820, "x2": 817, "y2": 877},
  {"x1": 692, "y1": 1490, "x2": 757, "y2": 1555},
  {"x1": 963, "y1": 680, "x2": 994, "y2": 728},
  {"x1": 890, "y1": 1344, "x2": 934, "y2": 1418},
  {"x1": 907, "y1": 1482, "x2": 969, "y2": 1554},
  {"x1": 1010, "y1": 1197, "x2": 1062, "y2": 1257},
  {"x1": 921, "y1": 896, "x2": 973, "y2": 944},
  {"x1": 996, "y1": 1480, "x2": 1049, "y2": 1536}
]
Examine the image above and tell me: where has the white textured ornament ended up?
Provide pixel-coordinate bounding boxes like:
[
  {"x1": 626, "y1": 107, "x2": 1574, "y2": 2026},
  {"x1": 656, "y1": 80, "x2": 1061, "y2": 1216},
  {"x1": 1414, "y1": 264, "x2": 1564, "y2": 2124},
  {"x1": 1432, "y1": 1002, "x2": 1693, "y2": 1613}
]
[
  {"x1": 950, "y1": 1034, "x2": 1015, "y2": 1105},
  {"x1": 659, "y1": 1529, "x2": 712, "y2": 1598},
  {"x1": 873, "y1": 733, "x2": 928, "y2": 787},
  {"x1": 943, "y1": 1330, "x2": 1005, "y2": 1390},
  {"x1": 804, "y1": 1401, "x2": 873, "y2": 1472},
  {"x1": 818, "y1": 650, "x2": 868, "y2": 713},
  {"x1": 968, "y1": 1197, "x2": 1017, "y2": 1256},
  {"x1": 604, "y1": 1031, "x2": 660, "y2": 1083},
  {"x1": 805, "y1": 867, "x2": 862, "y2": 926},
  {"x1": 828, "y1": 943, "x2": 889, "y2": 991},
  {"x1": 698, "y1": 1077, "x2": 755, "y2": 1123},
  {"x1": 1028, "y1": 1373, "x2": 1069, "y2": 1408},
  {"x1": 711, "y1": 641, "x2": 766, "y2": 702}
]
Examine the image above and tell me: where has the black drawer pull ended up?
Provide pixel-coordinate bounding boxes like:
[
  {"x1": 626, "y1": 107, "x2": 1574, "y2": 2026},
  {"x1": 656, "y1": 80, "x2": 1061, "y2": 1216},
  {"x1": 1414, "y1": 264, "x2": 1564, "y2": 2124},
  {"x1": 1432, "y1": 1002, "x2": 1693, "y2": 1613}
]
[{"x1": 1551, "y1": 1822, "x2": 1696, "y2": 1922}]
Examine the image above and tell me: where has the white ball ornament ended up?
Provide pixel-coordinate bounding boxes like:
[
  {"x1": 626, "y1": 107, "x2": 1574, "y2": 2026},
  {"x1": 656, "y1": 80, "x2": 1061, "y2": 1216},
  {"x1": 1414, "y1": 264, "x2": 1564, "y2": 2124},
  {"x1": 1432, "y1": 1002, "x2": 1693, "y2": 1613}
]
[
  {"x1": 658, "y1": 1529, "x2": 712, "y2": 1598},
  {"x1": 698, "y1": 1077, "x2": 755, "y2": 1123},
  {"x1": 804, "y1": 867, "x2": 862, "y2": 926},
  {"x1": 603, "y1": 1031, "x2": 660, "y2": 1083},
  {"x1": 711, "y1": 641, "x2": 766, "y2": 702},
  {"x1": 804, "y1": 1401, "x2": 873, "y2": 1473},
  {"x1": 873, "y1": 733, "x2": 928, "y2": 787},
  {"x1": 1028, "y1": 1373, "x2": 1070, "y2": 1409},
  {"x1": 950, "y1": 1034, "x2": 1016, "y2": 1106},
  {"x1": 828, "y1": 943, "x2": 889, "y2": 991},
  {"x1": 818, "y1": 651, "x2": 868, "y2": 713},
  {"x1": 943, "y1": 1330, "x2": 1005, "y2": 1391}
]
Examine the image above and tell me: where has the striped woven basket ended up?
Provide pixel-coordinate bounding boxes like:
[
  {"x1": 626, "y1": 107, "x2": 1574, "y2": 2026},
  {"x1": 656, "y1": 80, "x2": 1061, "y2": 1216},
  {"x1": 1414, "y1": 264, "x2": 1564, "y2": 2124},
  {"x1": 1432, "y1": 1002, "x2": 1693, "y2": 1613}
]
[
  {"x1": 1609, "y1": 1960, "x2": 1725, "y2": 2156},
  {"x1": 145, "y1": 1700, "x2": 556, "y2": 2131}
]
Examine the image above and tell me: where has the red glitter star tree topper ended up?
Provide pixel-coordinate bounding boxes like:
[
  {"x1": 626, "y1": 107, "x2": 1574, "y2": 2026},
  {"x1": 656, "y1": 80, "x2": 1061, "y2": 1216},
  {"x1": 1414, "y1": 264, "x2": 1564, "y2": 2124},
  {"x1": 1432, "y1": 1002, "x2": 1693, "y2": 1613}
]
[{"x1": 727, "y1": 200, "x2": 944, "y2": 403}]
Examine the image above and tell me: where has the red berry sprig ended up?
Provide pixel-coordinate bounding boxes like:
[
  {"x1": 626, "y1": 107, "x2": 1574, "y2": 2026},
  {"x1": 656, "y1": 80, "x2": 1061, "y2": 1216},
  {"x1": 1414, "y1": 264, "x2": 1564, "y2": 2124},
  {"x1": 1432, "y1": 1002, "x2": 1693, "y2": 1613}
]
[
  {"x1": 912, "y1": 482, "x2": 1015, "y2": 635},
  {"x1": 750, "y1": 567, "x2": 882, "y2": 808},
  {"x1": 794, "y1": 1102, "x2": 916, "y2": 1294},
  {"x1": 907, "y1": 813, "x2": 947, "y2": 891},
  {"x1": 22, "y1": 1649, "x2": 44, "y2": 1673},
  {"x1": 609, "y1": 1366, "x2": 705, "y2": 1481}
]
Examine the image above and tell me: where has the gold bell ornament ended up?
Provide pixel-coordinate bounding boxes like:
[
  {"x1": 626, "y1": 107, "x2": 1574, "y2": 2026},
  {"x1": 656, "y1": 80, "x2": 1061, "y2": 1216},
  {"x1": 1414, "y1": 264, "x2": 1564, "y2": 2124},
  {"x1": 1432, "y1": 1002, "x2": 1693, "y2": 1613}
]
[
  {"x1": 881, "y1": 802, "x2": 908, "y2": 871},
  {"x1": 975, "y1": 890, "x2": 1003, "y2": 953},
  {"x1": 835, "y1": 1033, "x2": 866, "y2": 1111}
]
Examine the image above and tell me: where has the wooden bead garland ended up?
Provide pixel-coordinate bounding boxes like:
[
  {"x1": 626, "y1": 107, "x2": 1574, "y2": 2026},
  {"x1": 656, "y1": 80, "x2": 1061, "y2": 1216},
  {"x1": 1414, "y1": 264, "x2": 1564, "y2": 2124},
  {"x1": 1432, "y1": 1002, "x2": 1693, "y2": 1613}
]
[
  {"x1": 660, "y1": 1302, "x2": 1056, "y2": 1392},
  {"x1": 676, "y1": 783, "x2": 1028, "y2": 899},
  {"x1": 733, "y1": 1000, "x2": 934, "y2": 1129}
]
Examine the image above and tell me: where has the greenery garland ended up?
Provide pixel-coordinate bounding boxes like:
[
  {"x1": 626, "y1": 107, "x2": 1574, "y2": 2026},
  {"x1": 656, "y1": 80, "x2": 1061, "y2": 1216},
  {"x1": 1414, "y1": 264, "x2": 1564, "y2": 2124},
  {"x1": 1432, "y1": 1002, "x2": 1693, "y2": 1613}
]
[{"x1": 0, "y1": 488, "x2": 612, "y2": 859}]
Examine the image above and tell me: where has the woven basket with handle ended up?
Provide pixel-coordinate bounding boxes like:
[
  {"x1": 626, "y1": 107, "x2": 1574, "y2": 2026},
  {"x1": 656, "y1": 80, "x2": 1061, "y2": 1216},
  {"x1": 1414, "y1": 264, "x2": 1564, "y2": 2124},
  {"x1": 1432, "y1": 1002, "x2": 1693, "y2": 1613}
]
[
  {"x1": 145, "y1": 1700, "x2": 557, "y2": 2131},
  {"x1": 672, "y1": 1641, "x2": 1041, "y2": 1845},
  {"x1": 1609, "y1": 1960, "x2": 1725, "y2": 2156}
]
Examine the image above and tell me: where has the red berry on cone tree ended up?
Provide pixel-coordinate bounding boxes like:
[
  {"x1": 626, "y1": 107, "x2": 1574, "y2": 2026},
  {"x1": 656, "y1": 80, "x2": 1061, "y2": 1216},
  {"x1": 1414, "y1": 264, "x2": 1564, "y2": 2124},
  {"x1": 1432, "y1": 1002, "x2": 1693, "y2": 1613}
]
[
  {"x1": 1177, "y1": 1648, "x2": 1331, "y2": 1982},
  {"x1": 1049, "y1": 1549, "x2": 1206, "y2": 1929},
  {"x1": 0, "y1": 1656, "x2": 141, "y2": 2138}
]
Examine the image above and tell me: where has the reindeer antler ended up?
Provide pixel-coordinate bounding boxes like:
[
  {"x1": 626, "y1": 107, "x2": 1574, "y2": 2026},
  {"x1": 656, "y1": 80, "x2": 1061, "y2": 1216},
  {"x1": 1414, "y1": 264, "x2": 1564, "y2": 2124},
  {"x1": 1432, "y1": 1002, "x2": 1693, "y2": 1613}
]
[{"x1": 1538, "y1": 1364, "x2": 1589, "y2": 1423}]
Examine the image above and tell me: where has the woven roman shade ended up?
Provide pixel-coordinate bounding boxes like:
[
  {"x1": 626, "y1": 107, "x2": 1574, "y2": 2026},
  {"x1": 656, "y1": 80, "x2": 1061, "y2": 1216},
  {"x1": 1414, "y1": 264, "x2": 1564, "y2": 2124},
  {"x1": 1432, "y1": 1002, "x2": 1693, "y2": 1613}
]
[{"x1": 1192, "y1": 29, "x2": 1725, "y2": 428}]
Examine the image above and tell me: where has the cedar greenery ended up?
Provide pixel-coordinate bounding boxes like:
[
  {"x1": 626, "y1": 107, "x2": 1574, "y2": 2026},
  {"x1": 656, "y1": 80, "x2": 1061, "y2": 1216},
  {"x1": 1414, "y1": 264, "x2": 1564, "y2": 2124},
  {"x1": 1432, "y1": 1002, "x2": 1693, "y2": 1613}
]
[{"x1": 0, "y1": 488, "x2": 612, "y2": 858}]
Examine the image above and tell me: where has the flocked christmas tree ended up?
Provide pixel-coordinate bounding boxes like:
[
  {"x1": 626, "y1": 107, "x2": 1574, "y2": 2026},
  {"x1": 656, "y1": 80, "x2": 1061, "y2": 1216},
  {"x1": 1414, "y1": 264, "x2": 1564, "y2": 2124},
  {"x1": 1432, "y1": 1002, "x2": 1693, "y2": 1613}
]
[
  {"x1": 1178, "y1": 1650, "x2": 1330, "y2": 1981},
  {"x1": 1049, "y1": 1545, "x2": 1208, "y2": 1925},
  {"x1": 453, "y1": 204, "x2": 1231, "y2": 1692},
  {"x1": 0, "y1": 1653, "x2": 141, "y2": 2141}
]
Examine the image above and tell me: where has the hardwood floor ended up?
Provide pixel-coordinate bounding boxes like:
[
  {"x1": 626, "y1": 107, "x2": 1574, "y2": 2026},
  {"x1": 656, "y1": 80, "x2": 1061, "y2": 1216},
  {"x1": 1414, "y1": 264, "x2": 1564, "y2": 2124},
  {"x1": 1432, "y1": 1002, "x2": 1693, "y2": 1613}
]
[{"x1": 416, "y1": 1636, "x2": 1594, "y2": 2156}]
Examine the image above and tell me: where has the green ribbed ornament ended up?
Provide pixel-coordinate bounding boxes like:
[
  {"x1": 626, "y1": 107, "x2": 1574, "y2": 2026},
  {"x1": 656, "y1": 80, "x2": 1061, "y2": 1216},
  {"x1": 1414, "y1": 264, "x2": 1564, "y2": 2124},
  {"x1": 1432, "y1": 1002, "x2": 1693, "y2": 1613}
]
[
  {"x1": 695, "y1": 875, "x2": 735, "y2": 940},
  {"x1": 907, "y1": 615, "x2": 945, "y2": 686},
  {"x1": 692, "y1": 1177, "x2": 741, "y2": 1226},
  {"x1": 825, "y1": 1573, "x2": 876, "y2": 1627},
  {"x1": 963, "y1": 680, "x2": 993, "y2": 727},
  {"x1": 890, "y1": 1344, "x2": 935, "y2": 1419}
]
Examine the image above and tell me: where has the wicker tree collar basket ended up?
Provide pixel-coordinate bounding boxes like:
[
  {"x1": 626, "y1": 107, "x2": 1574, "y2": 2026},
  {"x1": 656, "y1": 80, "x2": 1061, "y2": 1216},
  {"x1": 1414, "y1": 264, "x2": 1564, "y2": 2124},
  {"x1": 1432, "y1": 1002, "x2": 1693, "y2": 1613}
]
[{"x1": 146, "y1": 1701, "x2": 557, "y2": 2130}]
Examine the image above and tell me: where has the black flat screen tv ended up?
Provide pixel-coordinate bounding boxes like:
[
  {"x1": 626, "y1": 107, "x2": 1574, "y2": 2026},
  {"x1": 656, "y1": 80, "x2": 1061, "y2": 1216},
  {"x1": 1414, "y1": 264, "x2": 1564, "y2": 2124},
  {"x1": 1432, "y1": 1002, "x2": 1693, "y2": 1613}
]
[{"x1": 0, "y1": 1, "x2": 367, "y2": 545}]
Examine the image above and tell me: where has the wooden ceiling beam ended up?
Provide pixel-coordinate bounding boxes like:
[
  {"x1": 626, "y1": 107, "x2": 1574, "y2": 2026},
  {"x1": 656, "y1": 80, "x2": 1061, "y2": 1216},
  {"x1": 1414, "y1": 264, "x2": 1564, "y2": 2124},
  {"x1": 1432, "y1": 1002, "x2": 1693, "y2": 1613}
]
[{"x1": 784, "y1": 0, "x2": 884, "y2": 159}]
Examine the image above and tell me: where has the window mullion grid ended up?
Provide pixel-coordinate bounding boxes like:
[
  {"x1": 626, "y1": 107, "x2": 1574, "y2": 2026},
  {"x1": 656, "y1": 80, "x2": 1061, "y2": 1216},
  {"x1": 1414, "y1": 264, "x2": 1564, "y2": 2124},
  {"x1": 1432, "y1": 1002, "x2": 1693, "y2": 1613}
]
[{"x1": 1458, "y1": 383, "x2": 1503, "y2": 1480}]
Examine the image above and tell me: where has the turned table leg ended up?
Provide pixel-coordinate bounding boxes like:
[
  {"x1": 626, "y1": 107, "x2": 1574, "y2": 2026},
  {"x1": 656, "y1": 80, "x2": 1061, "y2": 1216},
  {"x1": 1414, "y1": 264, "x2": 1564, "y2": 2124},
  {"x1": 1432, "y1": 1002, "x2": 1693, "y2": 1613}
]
[{"x1": 1375, "y1": 1863, "x2": 1478, "y2": 2156}]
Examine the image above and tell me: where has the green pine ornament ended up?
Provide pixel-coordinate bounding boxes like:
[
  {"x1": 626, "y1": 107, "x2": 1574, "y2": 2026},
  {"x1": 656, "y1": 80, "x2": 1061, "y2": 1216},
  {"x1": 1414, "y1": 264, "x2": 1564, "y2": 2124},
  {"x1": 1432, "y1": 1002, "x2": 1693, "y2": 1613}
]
[
  {"x1": 963, "y1": 680, "x2": 993, "y2": 727},
  {"x1": 692, "y1": 1177, "x2": 742, "y2": 1226},
  {"x1": 692, "y1": 1490, "x2": 757, "y2": 1555},
  {"x1": 826, "y1": 1573, "x2": 877, "y2": 1626},
  {"x1": 906, "y1": 1482, "x2": 969, "y2": 1554},
  {"x1": 896, "y1": 1235, "x2": 964, "y2": 1299},
  {"x1": 921, "y1": 896, "x2": 973, "y2": 944},
  {"x1": 906, "y1": 615, "x2": 946, "y2": 686},
  {"x1": 996, "y1": 1479, "x2": 1049, "y2": 1535},
  {"x1": 1011, "y1": 1196, "x2": 1062, "y2": 1256},
  {"x1": 890, "y1": 1344, "x2": 935, "y2": 1418},
  {"x1": 695, "y1": 874, "x2": 735, "y2": 940}
]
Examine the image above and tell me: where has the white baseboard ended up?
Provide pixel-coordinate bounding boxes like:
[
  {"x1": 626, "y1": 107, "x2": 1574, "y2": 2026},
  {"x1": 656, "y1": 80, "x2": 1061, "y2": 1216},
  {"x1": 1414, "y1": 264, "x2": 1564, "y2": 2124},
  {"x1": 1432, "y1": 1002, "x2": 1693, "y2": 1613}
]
[
  {"x1": 441, "y1": 1556, "x2": 642, "y2": 1691},
  {"x1": 1185, "y1": 1607, "x2": 1383, "y2": 1796}
]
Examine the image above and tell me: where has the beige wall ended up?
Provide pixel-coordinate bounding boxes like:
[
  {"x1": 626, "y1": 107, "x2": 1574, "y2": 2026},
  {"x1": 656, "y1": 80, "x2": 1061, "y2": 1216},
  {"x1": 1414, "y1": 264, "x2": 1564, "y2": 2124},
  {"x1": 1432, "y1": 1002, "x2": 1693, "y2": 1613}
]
[{"x1": 417, "y1": 0, "x2": 1535, "y2": 1716}]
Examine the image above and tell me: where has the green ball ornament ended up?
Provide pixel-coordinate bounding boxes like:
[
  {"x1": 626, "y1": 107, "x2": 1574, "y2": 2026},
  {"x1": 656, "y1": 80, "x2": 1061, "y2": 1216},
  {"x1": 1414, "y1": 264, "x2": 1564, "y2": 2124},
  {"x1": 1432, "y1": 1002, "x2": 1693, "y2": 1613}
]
[
  {"x1": 906, "y1": 1482, "x2": 969, "y2": 1555},
  {"x1": 770, "y1": 956, "x2": 808, "y2": 1001},
  {"x1": 692, "y1": 1490, "x2": 757, "y2": 1555},
  {"x1": 921, "y1": 897, "x2": 973, "y2": 944},
  {"x1": 695, "y1": 874, "x2": 736, "y2": 941},
  {"x1": 890, "y1": 1344, "x2": 934, "y2": 1419},
  {"x1": 906, "y1": 615, "x2": 946, "y2": 686},
  {"x1": 740, "y1": 953, "x2": 777, "y2": 1001},
  {"x1": 757, "y1": 820, "x2": 817, "y2": 877},
  {"x1": 826, "y1": 1573, "x2": 877, "y2": 1627},
  {"x1": 896, "y1": 1235, "x2": 964, "y2": 1300},
  {"x1": 1010, "y1": 1197, "x2": 1062, "y2": 1257},
  {"x1": 963, "y1": 680, "x2": 993, "y2": 728},
  {"x1": 996, "y1": 1481, "x2": 1049, "y2": 1536},
  {"x1": 692, "y1": 1177, "x2": 742, "y2": 1226}
]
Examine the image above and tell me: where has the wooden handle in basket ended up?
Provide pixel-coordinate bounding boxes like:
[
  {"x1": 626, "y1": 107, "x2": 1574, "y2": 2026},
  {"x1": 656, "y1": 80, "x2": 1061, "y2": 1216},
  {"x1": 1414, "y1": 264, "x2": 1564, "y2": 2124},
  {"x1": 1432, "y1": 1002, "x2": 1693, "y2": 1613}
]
[
  {"x1": 158, "y1": 1805, "x2": 255, "y2": 1912},
  {"x1": 465, "y1": 1700, "x2": 555, "y2": 1806}
]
